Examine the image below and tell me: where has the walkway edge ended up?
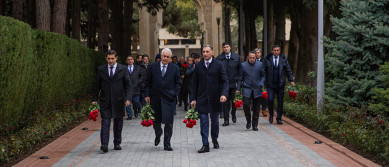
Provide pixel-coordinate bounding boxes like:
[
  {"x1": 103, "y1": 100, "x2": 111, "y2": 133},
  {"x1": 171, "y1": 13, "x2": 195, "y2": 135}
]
[{"x1": 14, "y1": 119, "x2": 101, "y2": 167}]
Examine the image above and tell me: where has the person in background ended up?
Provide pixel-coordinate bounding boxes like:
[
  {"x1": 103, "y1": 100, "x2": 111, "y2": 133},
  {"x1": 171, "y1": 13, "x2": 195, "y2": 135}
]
[
  {"x1": 254, "y1": 48, "x2": 268, "y2": 117},
  {"x1": 155, "y1": 54, "x2": 161, "y2": 62},
  {"x1": 125, "y1": 55, "x2": 146, "y2": 120}
]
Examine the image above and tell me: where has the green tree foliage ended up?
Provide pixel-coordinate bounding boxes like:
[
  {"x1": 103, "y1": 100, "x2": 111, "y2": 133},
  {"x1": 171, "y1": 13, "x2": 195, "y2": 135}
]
[
  {"x1": 369, "y1": 63, "x2": 389, "y2": 117},
  {"x1": 162, "y1": 0, "x2": 201, "y2": 39},
  {"x1": 324, "y1": 0, "x2": 389, "y2": 107}
]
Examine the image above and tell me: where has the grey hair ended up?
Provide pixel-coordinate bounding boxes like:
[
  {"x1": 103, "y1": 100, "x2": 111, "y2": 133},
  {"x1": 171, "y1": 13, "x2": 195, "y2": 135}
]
[
  {"x1": 161, "y1": 48, "x2": 173, "y2": 56},
  {"x1": 254, "y1": 48, "x2": 262, "y2": 52}
]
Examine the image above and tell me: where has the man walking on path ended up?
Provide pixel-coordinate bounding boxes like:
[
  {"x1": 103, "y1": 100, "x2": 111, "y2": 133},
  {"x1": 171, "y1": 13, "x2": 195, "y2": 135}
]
[
  {"x1": 255, "y1": 48, "x2": 268, "y2": 117},
  {"x1": 238, "y1": 51, "x2": 266, "y2": 131},
  {"x1": 191, "y1": 45, "x2": 229, "y2": 153},
  {"x1": 125, "y1": 55, "x2": 146, "y2": 120},
  {"x1": 216, "y1": 42, "x2": 242, "y2": 125},
  {"x1": 92, "y1": 50, "x2": 132, "y2": 153},
  {"x1": 264, "y1": 45, "x2": 295, "y2": 125},
  {"x1": 145, "y1": 48, "x2": 181, "y2": 151}
]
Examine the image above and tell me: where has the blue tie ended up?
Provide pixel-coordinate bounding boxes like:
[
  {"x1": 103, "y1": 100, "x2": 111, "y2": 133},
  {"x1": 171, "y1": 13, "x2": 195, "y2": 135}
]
[
  {"x1": 162, "y1": 65, "x2": 166, "y2": 77},
  {"x1": 109, "y1": 66, "x2": 114, "y2": 79}
]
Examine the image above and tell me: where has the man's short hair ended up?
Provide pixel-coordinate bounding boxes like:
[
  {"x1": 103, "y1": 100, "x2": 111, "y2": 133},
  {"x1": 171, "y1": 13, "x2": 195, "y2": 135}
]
[
  {"x1": 203, "y1": 44, "x2": 213, "y2": 50},
  {"x1": 272, "y1": 45, "x2": 281, "y2": 50},
  {"x1": 161, "y1": 48, "x2": 173, "y2": 57},
  {"x1": 142, "y1": 54, "x2": 149, "y2": 59},
  {"x1": 248, "y1": 51, "x2": 256, "y2": 55},
  {"x1": 106, "y1": 50, "x2": 116, "y2": 56},
  {"x1": 127, "y1": 55, "x2": 133, "y2": 59},
  {"x1": 136, "y1": 54, "x2": 143, "y2": 59},
  {"x1": 171, "y1": 55, "x2": 177, "y2": 59},
  {"x1": 192, "y1": 53, "x2": 200, "y2": 58},
  {"x1": 254, "y1": 48, "x2": 262, "y2": 52},
  {"x1": 222, "y1": 42, "x2": 230, "y2": 47}
]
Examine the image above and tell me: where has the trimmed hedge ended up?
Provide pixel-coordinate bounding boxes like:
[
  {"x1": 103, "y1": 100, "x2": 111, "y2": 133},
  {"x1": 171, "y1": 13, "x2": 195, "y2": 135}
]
[
  {"x1": 284, "y1": 84, "x2": 389, "y2": 165},
  {"x1": 0, "y1": 16, "x2": 102, "y2": 145}
]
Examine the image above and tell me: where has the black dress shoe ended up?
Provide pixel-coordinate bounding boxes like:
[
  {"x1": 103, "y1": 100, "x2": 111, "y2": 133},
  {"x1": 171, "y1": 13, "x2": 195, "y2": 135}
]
[
  {"x1": 276, "y1": 119, "x2": 283, "y2": 125},
  {"x1": 219, "y1": 115, "x2": 224, "y2": 119},
  {"x1": 164, "y1": 146, "x2": 173, "y2": 151},
  {"x1": 134, "y1": 113, "x2": 138, "y2": 117},
  {"x1": 155, "y1": 136, "x2": 161, "y2": 146},
  {"x1": 232, "y1": 115, "x2": 237, "y2": 123},
  {"x1": 269, "y1": 115, "x2": 273, "y2": 124},
  {"x1": 246, "y1": 122, "x2": 251, "y2": 129},
  {"x1": 212, "y1": 140, "x2": 219, "y2": 149},
  {"x1": 252, "y1": 127, "x2": 258, "y2": 131},
  {"x1": 114, "y1": 144, "x2": 121, "y2": 150},
  {"x1": 198, "y1": 146, "x2": 210, "y2": 153},
  {"x1": 127, "y1": 117, "x2": 132, "y2": 120},
  {"x1": 178, "y1": 103, "x2": 182, "y2": 106},
  {"x1": 100, "y1": 145, "x2": 108, "y2": 153},
  {"x1": 222, "y1": 121, "x2": 229, "y2": 126}
]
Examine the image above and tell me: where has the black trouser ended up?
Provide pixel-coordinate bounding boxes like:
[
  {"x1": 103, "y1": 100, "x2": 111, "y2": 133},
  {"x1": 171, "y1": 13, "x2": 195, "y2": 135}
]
[
  {"x1": 101, "y1": 118, "x2": 123, "y2": 145},
  {"x1": 153, "y1": 123, "x2": 173, "y2": 147},
  {"x1": 243, "y1": 94, "x2": 260, "y2": 128},
  {"x1": 267, "y1": 86, "x2": 284, "y2": 120},
  {"x1": 223, "y1": 88, "x2": 237, "y2": 122}
]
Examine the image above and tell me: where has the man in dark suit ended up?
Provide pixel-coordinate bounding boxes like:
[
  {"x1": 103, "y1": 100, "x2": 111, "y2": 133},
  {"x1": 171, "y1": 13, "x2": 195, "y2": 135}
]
[
  {"x1": 186, "y1": 53, "x2": 201, "y2": 107},
  {"x1": 125, "y1": 55, "x2": 146, "y2": 120},
  {"x1": 92, "y1": 50, "x2": 132, "y2": 153},
  {"x1": 191, "y1": 45, "x2": 229, "y2": 153},
  {"x1": 238, "y1": 51, "x2": 266, "y2": 131},
  {"x1": 255, "y1": 48, "x2": 268, "y2": 117},
  {"x1": 145, "y1": 48, "x2": 181, "y2": 151},
  {"x1": 264, "y1": 45, "x2": 295, "y2": 125},
  {"x1": 216, "y1": 42, "x2": 242, "y2": 126}
]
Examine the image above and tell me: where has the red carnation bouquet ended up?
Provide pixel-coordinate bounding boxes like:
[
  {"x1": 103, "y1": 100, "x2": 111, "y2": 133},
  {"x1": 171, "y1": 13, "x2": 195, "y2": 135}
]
[
  {"x1": 287, "y1": 85, "x2": 298, "y2": 99},
  {"x1": 88, "y1": 104, "x2": 100, "y2": 121},
  {"x1": 261, "y1": 87, "x2": 268, "y2": 99},
  {"x1": 183, "y1": 107, "x2": 198, "y2": 128},
  {"x1": 140, "y1": 104, "x2": 155, "y2": 127},
  {"x1": 233, "y1": 91, "x2": 243, "y2": 108},
  {"x1": 182, "y1": 63, "x2": 189, "y2": 69}
]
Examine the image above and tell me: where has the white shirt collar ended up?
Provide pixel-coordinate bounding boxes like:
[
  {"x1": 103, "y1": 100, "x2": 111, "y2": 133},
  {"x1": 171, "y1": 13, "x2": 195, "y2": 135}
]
[
  {"x1": 108, "y1": 63, "x2": 117, "y2": 68},
  {"x1": 226, "y1": 52, "x2": 231, "y2": 58},
  {"x1": 160, "y1": 62, "x2": 168, "y2": 70},
  {"x1": 205, "y1": 58, "x2": 213, "y2": 65}
]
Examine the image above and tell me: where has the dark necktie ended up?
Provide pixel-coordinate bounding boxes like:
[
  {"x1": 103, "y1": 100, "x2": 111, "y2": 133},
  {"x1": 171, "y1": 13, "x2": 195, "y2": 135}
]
[
  {"x1": 162, "y1": 65, "x2": 166, "y2": 77},
  {"x1": 206, "y1": 62, "x2": 209, "y2": 69},
  {"x1": 274, "y1": 58, "x2": 278, "y2": 67},
  {"x1": 129, "y1": 66, "x2": 132, "y2": 74},
  {"x1": 109, "y1": 66, "x2": 114, "y2": 79}
]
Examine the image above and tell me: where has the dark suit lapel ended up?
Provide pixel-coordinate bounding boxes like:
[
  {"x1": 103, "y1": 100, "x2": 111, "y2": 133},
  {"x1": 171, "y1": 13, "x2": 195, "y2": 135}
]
[
  {"x1": 163, "y1": 63, "x2": 173, "y2": 79},
  {"x1": 113, "y1": 64, "x2": 122, "y2": 79},
  {"x1": 102, "y1": 64, "x2": 110, "y2": 79}
]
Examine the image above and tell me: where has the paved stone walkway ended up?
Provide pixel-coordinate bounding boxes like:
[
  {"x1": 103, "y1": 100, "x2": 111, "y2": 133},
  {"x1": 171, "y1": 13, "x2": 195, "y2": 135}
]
[{"x1": 16, "y1": 106, "x2": 379, "y2": 167}]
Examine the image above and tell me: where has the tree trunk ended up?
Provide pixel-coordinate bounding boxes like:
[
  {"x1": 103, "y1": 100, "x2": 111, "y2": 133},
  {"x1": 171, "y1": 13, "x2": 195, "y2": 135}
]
[
  {"x1": 274, "y1": 0, "x2": 286, "y2": 54},
  {"x1": 52, "y1": 0, "x2": 68, "y2": 34},
  {"x1": 66, "y1": 0, "x2": 71, "y2": 37},
  {"x1": 266, "y1": 0, "x2": 275, "y2": 55},
  {"x1": 87, "y1": 0, "x2": 98, "y2": 48},
  {"x1": 111, "y1": 0, "x2": 124, "y2": 59},
  {"x1": 97, "y1": 0, "x2": 109, "y2": 53},
  {"x1": 224, "y1": 0, "x2": 231, "y2": 46},
  {"x1": 287, "y1": 0, "x2": 300, "y2": 76},
  {"x1": 36, "y1": 0, "x2": 51, "y2": 32},
  {"x1": 24, "y1": 0, "x2": 36, "y2": 28},
  {"x1": 122, "y1": 0, "x2": 134, "y2": 61},
  {"x1": 295, "y1": 4, "x2": 318, "y2": 86},
  {"x1": 72, "y1": 0, "x2": 81, "y2": 40},
  {"x1": 13, "y1": 0, "x2": 23, "y2": 21},
  {"x1": 243, "y1": 3, "x2": 257, "y2": 60}
]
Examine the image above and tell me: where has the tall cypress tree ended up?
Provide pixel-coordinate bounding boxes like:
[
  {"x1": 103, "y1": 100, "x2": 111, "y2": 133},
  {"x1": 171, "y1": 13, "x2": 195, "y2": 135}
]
[{"x1": 324, "y1": 0, "x2": 389, "y2": 107}]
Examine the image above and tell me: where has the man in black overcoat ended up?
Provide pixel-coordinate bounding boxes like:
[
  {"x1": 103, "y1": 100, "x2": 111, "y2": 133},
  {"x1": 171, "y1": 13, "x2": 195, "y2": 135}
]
[
  {"x1": 125, "y1": 55, "x2": 146, "y2": 119},
  {"x1": 191, "y1": 45, "x2": 229, "y2": 153},
  {"x1": 92, "y1": 50, "x2": 132, "y2": 153},
  {"x1": 216, "y1": 42, "x2": 242, "y2": 126},
  {"x1": 145, "y1": 48, "x2": 181, "y2": 151},
  {"x1": 264, "y1": 45, "x2": 295, "y2": 125}
]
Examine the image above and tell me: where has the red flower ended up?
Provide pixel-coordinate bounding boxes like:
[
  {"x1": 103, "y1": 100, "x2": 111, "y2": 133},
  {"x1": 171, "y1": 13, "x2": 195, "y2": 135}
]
[
  {"x1": 375, "y1": 117, "x2": 378, "y2": 120},
  {"x1": 288, "y1": 91, "x2": 297, "y2": 99},
  {"x1": 354, "y1": 114, "x2": 358, "y2": 118},
  {"x1": 148, "y1": 119, "x2": 154, "y2": 125},
  {"x1": 44, "y1": 132, "x2": 47, "y2": 135},
  {"x1": 9, "y1": 127, "x2": 14, "y2": 131},
  {"x1": 261, "y1": 91, "x2": 268, "y2": 99},
  {"x1": 342, "y1": 134, "x2": 346, "y2": 137},
  {"x1": 182, "y1": 64, "x2": 189, "y2": 69},
  {"x1": 183, "y1": 119, "x2": 188, "y2": 123},
  {"x1": 378, "y1": 120, "x2": 383, "y2": 124},
  {"x1": 50, "y1": 116, "x2": 53, "y2": 120}
]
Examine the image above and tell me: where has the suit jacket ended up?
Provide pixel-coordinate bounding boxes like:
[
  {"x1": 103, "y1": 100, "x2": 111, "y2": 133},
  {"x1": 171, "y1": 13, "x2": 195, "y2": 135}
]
[
  {"x1": 127, "y1": 64, "x2": 146, "y2": 96},
  {"x1": 216, "y1": 52, "x2": 242, "y2": 89},
  {"x1": 145, "y1": 62, "x2": 181, "y2": 124},
  {"x1": 264, "y1": 54, "x2": 294, "y2": 88},
  {"x1": 238, "y1": 61, "x2": 266, "y2": 98},
  {"x1": 191, "y1": 59, "x2": 229, "y2": 114},
  {"x1": 92, "y1": 63, "x2": 132, "y2": 118}
]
